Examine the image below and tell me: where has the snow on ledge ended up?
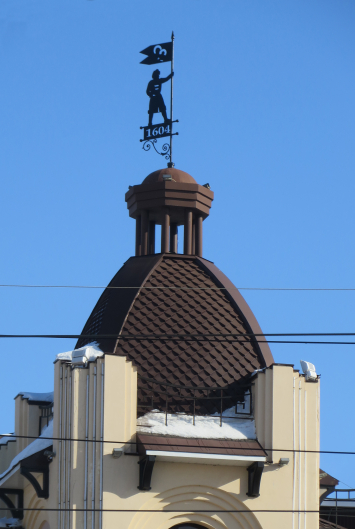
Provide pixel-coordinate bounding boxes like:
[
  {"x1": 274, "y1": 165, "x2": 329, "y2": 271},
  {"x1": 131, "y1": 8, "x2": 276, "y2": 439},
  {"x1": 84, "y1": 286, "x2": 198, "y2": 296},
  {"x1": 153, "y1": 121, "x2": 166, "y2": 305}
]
[
  {"x1": 0, "y1": 435, "x2": 16, "y2": 446},
  {"x1": 0, "y1": 517, "x2": 22, "y2": 528},
  {"x1": 15, "y1": 391, "x2": 54, "y2": 403},
  {"x1": 137, "y1": 407, "x2": 256, "y2": 440},
  {"x1": 0, "y1": 421, "x2": 53, "y2": 482},
  {"x1": 56, "y1": 342, "x2": 104, "y2": 363}
]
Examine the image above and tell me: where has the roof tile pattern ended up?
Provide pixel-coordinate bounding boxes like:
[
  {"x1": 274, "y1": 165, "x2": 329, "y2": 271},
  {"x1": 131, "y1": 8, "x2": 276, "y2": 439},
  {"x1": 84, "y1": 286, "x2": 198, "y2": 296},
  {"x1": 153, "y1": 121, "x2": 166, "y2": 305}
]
[
  {"x1": 76, "y1": 255, "x2": 268, "y2": 414},
  {"x1": 114, "y1": 257, "x2": 263, "y2": 389}
]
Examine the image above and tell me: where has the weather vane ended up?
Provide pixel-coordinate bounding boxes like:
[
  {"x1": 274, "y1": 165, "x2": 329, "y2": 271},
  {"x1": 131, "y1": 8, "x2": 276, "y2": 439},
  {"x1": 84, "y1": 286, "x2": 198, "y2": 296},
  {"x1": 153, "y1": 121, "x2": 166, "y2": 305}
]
[{"x1": 139, "y1": 32, "x2": 178, "y2": 168}]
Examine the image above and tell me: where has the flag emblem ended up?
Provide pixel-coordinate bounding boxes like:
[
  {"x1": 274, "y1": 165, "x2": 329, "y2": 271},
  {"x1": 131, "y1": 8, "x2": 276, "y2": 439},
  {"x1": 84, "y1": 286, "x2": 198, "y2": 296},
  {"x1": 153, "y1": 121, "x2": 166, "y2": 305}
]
[{"x1": 140, "y1": 42, "x2": 172, "y2": 65}]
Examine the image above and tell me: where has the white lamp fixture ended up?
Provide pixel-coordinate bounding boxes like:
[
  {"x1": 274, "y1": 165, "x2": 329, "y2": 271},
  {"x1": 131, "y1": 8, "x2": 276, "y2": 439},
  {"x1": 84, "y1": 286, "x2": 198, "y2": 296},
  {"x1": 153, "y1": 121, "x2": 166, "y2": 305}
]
[
  {"x1": 278, "y1": 458, "x2": 290, "y2": 466},
  {"x1": 71, "y1": 350, "x2": 88, "y2": 366},
  {"x1": 300, "y1": 360, "x2": 317, "y2": 381},
  {"x1": 112, "y1": 448, "x2": 123, "y2": 458}
]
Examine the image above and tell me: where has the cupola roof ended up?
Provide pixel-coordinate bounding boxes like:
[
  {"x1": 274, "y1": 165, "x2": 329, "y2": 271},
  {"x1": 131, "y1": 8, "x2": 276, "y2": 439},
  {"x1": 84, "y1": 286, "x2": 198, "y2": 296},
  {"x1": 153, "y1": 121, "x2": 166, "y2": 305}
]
[{"x1": 142, "y1": 167, "x2": 197, "y2": 184}]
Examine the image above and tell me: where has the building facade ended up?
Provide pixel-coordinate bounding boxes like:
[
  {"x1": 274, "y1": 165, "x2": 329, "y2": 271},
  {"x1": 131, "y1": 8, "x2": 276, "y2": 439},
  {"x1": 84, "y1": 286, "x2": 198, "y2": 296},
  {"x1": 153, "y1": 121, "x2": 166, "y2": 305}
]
[{"x1": 0, "y1": 168, "x2": 321, "y2": 529}]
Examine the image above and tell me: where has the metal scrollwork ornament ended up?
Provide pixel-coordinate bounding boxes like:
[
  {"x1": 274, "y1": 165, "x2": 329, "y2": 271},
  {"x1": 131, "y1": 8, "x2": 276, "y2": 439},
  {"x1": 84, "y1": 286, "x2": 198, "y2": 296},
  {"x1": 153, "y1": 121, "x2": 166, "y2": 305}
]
[{"x1": 142, "y1": 139, "x2": 171, "y2": 160}]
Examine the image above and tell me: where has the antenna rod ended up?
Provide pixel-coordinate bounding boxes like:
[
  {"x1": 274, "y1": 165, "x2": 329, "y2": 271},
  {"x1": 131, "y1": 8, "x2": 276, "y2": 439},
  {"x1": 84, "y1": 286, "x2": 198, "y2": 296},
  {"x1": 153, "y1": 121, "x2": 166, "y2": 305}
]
[{"x1": 168, "y1": 31, "x2": 175, "y2": 168}]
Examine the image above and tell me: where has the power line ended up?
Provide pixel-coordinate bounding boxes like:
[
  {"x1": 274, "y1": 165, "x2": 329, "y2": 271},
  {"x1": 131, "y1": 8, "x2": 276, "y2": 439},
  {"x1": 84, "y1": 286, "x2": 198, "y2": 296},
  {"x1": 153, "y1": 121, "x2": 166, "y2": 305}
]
[
  {"x1": 1, "y1": 333, "x2": 355, "y2": 345},
  {"x1": 339, "y1": 479, "x2": 355, "y2": 489},
  {"x1": 5, "y1": 332, "x2": 355, "y2": 337},
  {"x1": 0, "y1": 507, "x2": 354, "y2": 515},
  {"x1": 1, "y1": 283, "x2": 355, "y2": 291},
  {"x1": 0, "y1": 433, "x2": 354, "y2": 455},
  {"x1": 74, "y1": 332, "x2": 355, "y2": 337}
]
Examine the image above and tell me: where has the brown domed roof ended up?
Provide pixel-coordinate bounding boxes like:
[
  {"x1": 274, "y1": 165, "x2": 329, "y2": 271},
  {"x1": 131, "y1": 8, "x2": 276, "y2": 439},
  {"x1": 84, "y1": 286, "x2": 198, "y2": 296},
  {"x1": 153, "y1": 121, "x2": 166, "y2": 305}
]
[
  {"x1": 142, "y1": 167, "x2": 197, "y2": 185},
  {"x1": 76, "y1": 254, "x2": 274, "y2": 413}
]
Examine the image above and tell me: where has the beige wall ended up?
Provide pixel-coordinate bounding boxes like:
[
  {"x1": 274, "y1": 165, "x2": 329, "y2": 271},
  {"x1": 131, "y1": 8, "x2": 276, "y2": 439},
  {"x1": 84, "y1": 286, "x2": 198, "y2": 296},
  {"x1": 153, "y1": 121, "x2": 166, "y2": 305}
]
[
  {"x1": 0, "y1": 395, "x2": 50, "y2": 474},
  {"x1": 101, "y1": 360, "x2": 320, "y2": 529},
  {"x1": 23, "y1": 479, "x2": 47, "y2": 529},
  {"x1": 50, "y1": 359, "x2": 107, "y2": 529},
  {"x1": 0, "y1": 438, "x2": 17, "y2": 475},
  {"x1": 0, "y1": 356, "x2": 320, "y2": 529},
  {"x1": 253, "y1": 365, "x2": 320, "y2": 529},
  {"x1": 49, "y1": 355, "x2": 137, "y2": 529},
  {"x1": 14, "y1": 396, "x2": 43, "y2": 454}
]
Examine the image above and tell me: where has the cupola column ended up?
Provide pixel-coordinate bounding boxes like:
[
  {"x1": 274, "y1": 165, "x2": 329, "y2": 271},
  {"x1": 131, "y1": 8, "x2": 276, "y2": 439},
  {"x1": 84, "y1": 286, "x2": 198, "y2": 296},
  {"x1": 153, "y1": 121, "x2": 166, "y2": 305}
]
[
  {"x1": 195, "y1": 215, "x2": 203, "y2": 257},
  {"x1": 161, "y1": 211, "x2": 170, "y2": 253},
  {"x1": 135, "y1": 216, "x2": 142, "y2": 256},
  {"x1": 141, "y1": 210, "x2": 149, "y2": 256},
  {"x1": 148, "y1": 221, "x2": 155, "y2": 255},
  {"x1": 192, "y1": 219, "x2": 196, "y2": 255},
  {"x1": 184, "y1": 209, "x2": 193, "y2": 255},
  {"x1": 170, "y1": 223, "x2": 178, "y2": 253}
]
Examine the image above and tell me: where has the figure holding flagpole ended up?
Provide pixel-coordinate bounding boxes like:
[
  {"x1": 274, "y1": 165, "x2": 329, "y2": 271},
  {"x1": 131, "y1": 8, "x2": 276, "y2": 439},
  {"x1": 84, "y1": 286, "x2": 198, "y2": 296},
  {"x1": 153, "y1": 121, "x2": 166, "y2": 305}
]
[
  {"x1": 139, "y1": 32, "x2": 178, "y2": 167},
  {"x1": 146, "y1": 70, "x2": 173, "y2": 126}
]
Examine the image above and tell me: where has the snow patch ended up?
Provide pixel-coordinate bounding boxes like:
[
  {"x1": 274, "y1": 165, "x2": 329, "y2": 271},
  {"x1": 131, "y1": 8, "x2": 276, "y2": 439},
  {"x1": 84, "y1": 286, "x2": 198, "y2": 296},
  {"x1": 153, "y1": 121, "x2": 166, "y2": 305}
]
[
  {"x1": 0, "y1": 518, "x2": 22, "y2": 528},
  {"x1": 0, "y1": 435, "x2": 16, "y2": 446},
  {"x1": 137, "y1": 406, "x2": 256, "y2": 440},
  {"x1": 250, "y1": 368, "x2": 266, "y2": 377},
  {"x1": 56, "y1": 342, "x2": 104, "y2": 363},
  {"x1": 0, "y1": 421, "x2": 53, "y2": 481},
  {"x1": 16, "y1": 391, "x2": 53, "y2": 403}
]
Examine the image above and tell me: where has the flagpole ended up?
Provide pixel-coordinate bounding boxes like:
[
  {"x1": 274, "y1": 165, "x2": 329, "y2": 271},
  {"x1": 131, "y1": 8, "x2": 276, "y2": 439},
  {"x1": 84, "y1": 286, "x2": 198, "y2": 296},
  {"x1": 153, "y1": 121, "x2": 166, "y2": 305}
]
[{"x1": 168, "y1": 31, "x2": 174, "y2": 168}]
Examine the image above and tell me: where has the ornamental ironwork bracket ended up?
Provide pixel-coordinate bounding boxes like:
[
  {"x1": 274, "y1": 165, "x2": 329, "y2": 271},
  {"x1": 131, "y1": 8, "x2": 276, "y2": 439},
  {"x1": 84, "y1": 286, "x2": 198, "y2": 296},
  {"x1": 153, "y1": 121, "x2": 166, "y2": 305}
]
[
  {"x1": 246, "y1": 461, "x2": 264, "y2": 497},
  {"x1": 141, "y1": 138, "x2": 171, "y2": 160},
  {"x1": 137, "y1": 455, "x2": 156, "y2": 491},
  {"x1": 0, "y1": 488, "x2": 24, "y2": 519},
  {"x1": 20, "y1": 446, "x2": 52, "y2": 499}
]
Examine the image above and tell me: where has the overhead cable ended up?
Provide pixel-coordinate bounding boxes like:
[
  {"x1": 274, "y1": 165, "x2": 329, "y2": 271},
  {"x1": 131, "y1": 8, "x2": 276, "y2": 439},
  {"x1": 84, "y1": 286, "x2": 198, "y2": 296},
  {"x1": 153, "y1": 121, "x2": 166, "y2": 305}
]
[
  {"x1": 1, "y1": 283, "x2": 355, "y2": 291},
  {"x1": 0, "y1": 433, "x2": 354, "y2": 455},
  {"x1": 0, "y1": 507, "x2": 353, "y2": 515},
  {"x1": 1, "y1": 333, "x2": 355, "y2": 345}
]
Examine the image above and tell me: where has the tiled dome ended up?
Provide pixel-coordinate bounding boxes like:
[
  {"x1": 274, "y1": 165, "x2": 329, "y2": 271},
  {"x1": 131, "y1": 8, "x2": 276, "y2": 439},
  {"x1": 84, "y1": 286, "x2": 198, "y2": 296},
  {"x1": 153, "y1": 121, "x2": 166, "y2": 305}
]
[{"x1": 76, "y1": 254, "x2": 274, "y2": 413}]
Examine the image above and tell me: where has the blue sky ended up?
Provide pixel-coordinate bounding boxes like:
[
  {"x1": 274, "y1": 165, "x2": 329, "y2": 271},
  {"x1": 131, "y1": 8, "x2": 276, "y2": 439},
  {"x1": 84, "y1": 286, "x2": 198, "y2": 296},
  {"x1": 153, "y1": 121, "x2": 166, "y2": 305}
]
[{"x1": 1, "y1": 0, "x2": 355, "y2": 489}]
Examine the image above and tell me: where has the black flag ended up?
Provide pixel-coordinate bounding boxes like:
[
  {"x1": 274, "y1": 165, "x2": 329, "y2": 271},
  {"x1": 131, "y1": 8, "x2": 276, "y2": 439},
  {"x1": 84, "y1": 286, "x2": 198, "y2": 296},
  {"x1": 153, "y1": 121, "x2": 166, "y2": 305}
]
[{"x1": 140, "y1": 42, "x2": 172, "y2": 65}]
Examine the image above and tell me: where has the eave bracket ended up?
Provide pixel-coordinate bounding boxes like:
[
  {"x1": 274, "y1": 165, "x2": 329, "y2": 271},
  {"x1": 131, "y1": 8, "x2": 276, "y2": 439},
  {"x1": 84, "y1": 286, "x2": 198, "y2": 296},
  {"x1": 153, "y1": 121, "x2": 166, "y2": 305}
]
[
  {"x1": 138, "y1": 455, "x2": 156, "y2": 491},
  {"x1": 20, "y1": 446, "x2": 52, "y2": 499},
  {"x1": 0, "y1": 488, "x2": 24, "y2": 519},
  {"x1": 246, "y1": 461, "x2": 264, "y2": 497}
]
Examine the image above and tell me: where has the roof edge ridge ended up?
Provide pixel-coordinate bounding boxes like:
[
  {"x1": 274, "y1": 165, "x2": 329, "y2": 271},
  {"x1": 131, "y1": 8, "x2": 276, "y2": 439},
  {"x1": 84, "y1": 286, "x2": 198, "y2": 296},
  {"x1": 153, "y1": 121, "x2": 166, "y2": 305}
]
[
  {"x1": 112, "y1": 254, "x2": 165, "y2": 355},
  {"x1": 195, "y1": 257, "x2": 274, "y2": 368}
]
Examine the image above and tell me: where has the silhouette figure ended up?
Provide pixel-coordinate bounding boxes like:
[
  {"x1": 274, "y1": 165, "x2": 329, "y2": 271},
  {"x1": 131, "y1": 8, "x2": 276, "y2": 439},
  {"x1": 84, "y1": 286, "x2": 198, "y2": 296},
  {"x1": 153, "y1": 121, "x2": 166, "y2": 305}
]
[{"x1": 146, "y1": 69, "x2": 173, "y2": 126}]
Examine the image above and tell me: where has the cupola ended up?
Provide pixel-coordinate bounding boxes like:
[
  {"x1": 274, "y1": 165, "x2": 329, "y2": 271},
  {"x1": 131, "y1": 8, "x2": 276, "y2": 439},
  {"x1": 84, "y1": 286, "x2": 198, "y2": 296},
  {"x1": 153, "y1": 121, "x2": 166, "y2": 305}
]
[{"x1": 125, "y1": 167, "x2": 213, "y2": 256}]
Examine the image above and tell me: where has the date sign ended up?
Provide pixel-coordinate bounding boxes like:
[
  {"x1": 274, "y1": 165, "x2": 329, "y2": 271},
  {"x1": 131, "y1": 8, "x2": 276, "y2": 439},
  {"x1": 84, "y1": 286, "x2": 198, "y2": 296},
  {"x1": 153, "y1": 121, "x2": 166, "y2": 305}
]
[{"x1": 140, "y1": 122, "x2": 172, "y2": 142}]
